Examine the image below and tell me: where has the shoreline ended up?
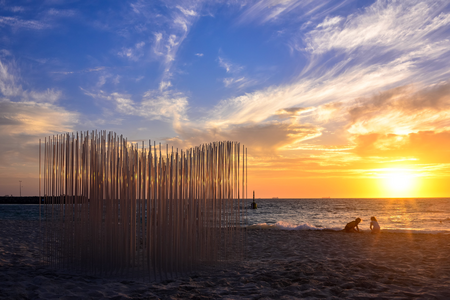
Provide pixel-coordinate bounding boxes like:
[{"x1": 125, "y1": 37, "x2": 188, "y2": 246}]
[{"x1": 1, "y1": 220, "x2": 450, "y2": 299}]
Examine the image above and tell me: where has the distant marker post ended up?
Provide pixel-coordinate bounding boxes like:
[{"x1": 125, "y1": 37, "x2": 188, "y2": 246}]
[{"x1": 251, "y1": 191, "x2": 257, "y2": 209}]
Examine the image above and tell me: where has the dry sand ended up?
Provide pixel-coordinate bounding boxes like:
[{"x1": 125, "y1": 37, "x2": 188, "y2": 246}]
[{"x1": 1, "y1": 220, "x2": 450, "y2": 299}]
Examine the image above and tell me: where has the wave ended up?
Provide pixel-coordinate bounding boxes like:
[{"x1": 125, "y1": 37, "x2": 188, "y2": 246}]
[
  {"x1": 246, "y1": 220, "x2": 450, "y2": 234},
  {"x1": 247, "y1": 221, "x2": 341, "y2": 231}
]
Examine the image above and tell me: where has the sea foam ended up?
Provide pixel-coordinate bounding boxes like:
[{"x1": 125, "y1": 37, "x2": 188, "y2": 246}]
[{"x1": 247, "y1": 220, "x2": 340, "y2": 231}]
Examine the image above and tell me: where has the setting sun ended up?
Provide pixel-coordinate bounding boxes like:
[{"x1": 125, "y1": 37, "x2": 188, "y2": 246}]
[{"x1": 383, "y1": 169, "x2": 417, "y2": 196}]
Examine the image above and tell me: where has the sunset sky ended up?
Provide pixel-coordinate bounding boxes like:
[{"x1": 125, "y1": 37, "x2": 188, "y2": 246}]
[{"x1": 1, "y1": 0, "x2": 450, "y2": 198}]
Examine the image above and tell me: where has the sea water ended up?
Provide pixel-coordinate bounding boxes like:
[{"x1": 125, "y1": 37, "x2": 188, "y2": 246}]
[
  {"x1": 1, "y1": 198, "x2": 450, "y2": 234},
  {"x1": 246, "y1": 198, "x2": 450, "y2": 234}
]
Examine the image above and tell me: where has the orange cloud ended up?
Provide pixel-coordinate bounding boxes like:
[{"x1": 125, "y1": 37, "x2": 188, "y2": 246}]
[{"x1": 353, "y1": 131, "x2": 450, "y2": 164}]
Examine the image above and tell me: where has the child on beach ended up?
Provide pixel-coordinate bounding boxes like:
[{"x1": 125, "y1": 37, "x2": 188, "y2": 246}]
[
  {"x1": 370, "y1": 216, "x2": 381, "y2": 233},
  {"x1": 344, "y1": 217, "x2": 361, "y2": 232}
]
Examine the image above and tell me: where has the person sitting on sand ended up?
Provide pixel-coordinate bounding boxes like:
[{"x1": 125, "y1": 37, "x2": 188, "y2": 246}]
[
  {"x1": 344, "y1": 217, "x2": 361, "y2": 232},
  {"x1": 370, "y1": 216, "x2": 380, "y2": 233}
]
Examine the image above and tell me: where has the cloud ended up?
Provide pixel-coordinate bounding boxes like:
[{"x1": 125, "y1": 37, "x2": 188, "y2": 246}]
[
  {"x1": 316, "y1": 16, "x2": 342, "y2": 28},
  {"x1": 0, "y1": 16, "x2": 49, "y2": 30},
  {"x1": 195, "y1": 53, "x2": 204, "y2": 57},
  {"x1": 237, "y1": 0, "x2": 307, "y2": 24},
  {"x1": 304, "y1": 0, "x2": 450, "y2": 54},
  {"x1": 177, "y1": 6, "x2": 197, "y2": 17},
  {"x1": 96, "y1": 75, "x2": 108, "y2": 87},
  {"x1": 352, "y1": 131, "x2": 450, "y2": 165},
  {"x1": 87, "y1": 67, "x2": 105, "y2": 72},
  {"x1": 346, "y1": 82, "x2": 450, "y2": 136},
  {"x1": 297, "y1": 81, "x2": 450, "y2": 166},
  {"x1": 0, "y1": 49, "x2": 12, "y2": 58},
  {"x1": 133, "y1": 4, "x2": 201, "y2": 81},
  {"x1": 169, "y1": 120, "x2": 322, "y2": 157},
  {"x1": 0, "y1": 59, "x2": 62, "y2": 103},
  {"x1": 95, "y1": 73, "x2": 120, "y2": 88},
  {"x1": 223, "y1": 76, "x2": 256, "y2": 89},
  {"x1": 0, "y1": 99, "x2": 77, "y2": 136},
  {"x1": 0, "y1": 59, "x2": 78, "y2": 177},
  {"x1": 194, "y1": 0, "x2": 450, "y2": 133},
  {"x1": 218, "y1": 56, "x2": 254, "y2": 88},
  {"x1": 8, "y1": 6, "x2": 25, "y2": 13},
  {"x1": 0, "y1": 98, "x2": 79, "y2": 180},
  {"x1": 83, "y1": 87, "x2": 188, "y2": 125},
  {"x1": 27, "y1": 89, "x2": 62, "y2": 104},
  {"x1": 51, "y1": 66, "x2": 105, "y2": 76},
  {"x1": 112, "y1": 75, "x2": 120, "y2": 84},
  {"x1": 218, "y1": 56, "x2": 243, "y2": 73},
  {"x1": 117, "y1": 41, "x2": 146, "y2": 61},
  {"x1": 46, "y1": 8, "x2": 76, "y2": 17},
  {"x1": 159, "y1": 81, "x2": 172, "y2": 91},
  {"x1": 0, "y1": 60, "x2": 21, "y2": 97},
  {"x1": 275, "y1": 106, "x2": 316, "y2": 117},
  {"x1": 236, "y1": 0, "x2": 352, "y2": 25},
  {"x1": 163, "y1": 0, "x2": 450, "y2": 173}
]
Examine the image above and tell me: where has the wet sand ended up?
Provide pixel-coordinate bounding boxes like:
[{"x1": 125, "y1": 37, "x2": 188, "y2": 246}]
[{"x1": 1, "y1": 220, "x2": 450, "y2": 299}]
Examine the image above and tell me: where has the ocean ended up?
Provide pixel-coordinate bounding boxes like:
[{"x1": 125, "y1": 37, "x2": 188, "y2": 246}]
[
  {"x1": 1, "y1": 198, "x2": 450, "y2": 234},
  {"x1": 247, "y1": 198, "x2": 450, "y2": 234}
]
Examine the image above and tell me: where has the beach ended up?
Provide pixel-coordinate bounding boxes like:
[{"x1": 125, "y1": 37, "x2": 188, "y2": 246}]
[{"x1": 1, "y1": 220, "x2": 450, "y2": 299}]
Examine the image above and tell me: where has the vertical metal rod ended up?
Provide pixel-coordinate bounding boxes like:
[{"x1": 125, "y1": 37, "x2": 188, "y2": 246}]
[{"x1": 41, "y1": 131, "x2": 248, "y2": 281}]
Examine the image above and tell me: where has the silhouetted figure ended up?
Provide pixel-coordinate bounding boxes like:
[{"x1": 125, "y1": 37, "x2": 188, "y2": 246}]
[
  {"x1": 344, "y1": 217, "x2": 361, "y2": 232},
  {"x1": 370, "y1": 216, "x2": 380, "y2": 233}
]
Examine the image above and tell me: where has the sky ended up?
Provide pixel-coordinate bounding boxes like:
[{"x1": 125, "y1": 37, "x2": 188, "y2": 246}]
[{"x1": 1, "y1": 0, "x2": 450, "y2": 198}]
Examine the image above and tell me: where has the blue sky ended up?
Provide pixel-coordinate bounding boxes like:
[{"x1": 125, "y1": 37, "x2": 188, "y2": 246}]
[{"x1": 2, "y1": 0, "x2": 450, "y2": 197}]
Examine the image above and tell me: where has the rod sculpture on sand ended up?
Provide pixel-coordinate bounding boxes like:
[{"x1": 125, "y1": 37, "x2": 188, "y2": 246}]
[{"x1": 40, "y1": 130, "x2": 247, "y2": 281}]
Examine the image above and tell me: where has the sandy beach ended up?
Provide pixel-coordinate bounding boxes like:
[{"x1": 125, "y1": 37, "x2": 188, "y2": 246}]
[{"x1": 1, "y1": 220, "x2": 450, "y2": 299}]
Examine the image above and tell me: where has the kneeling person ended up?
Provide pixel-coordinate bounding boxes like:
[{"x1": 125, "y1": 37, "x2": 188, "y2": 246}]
[{"x1": 344, "y1": 217, "x2": 361, "y2": 233}]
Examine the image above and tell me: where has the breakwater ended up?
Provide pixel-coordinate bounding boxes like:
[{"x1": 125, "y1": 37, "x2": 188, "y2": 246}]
[{"x1": 0, "y1": 196, "x2": 41, "y2": 204}]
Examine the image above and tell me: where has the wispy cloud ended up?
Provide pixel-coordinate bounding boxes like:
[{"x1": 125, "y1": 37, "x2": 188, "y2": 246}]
[
  {"x1": 217, "y1": 56, "x2": 255, "y2": 89},
  {"x1": 168, "y1": 119, "x2": 322, "y2": 157},
  {"x1": 82, "y1": 87, "x2": 188, "y2": 126},
  {"x1": 158, "y1": 0, "x2": 450, "y2": 174},
  {"x1": 237, "y1": 0, "x2": 307, "y2": 24},
  {"x1": 0, "y1": 49, "x2": 12, "y2": 58},
  {"x1": 218, "y1": 56, "x2": 243, "y2": 73},
  {"x1": 46, "y1": 8, "x2": 76, "y2": 17},
  {"x1": 177, "y1": 5, "x2": 197, "y2": 17},
  {"x1": 0, "y1": 16, "x2": 49, "y2": 30},
  {"x1": 8, "y1": 6, "x2": 25, "y2": 13},
  {"x1": 1, "y1": 59, "x2": 62, "y2": 103},
  {"x1": 127, "y1": 3, "x2": 202, "y2": 84},
  {"x1": 223, "y1": 76, "x2": 256, "y2": 89},
  {"x1": 304, "y1": 0, "x2": 450, "y2": 54},
  {"x1": 0, "y1": 97, "x2": 78, "y2": 180},
  {"x1": 118, "y1": 41, "x2": 146, "y2": 61},
  {"x1": 236, "y1": 0, "x2": 352, "y2": 25},
  {"x1": 345, "y1": 82, "x2": 450, "y2": 136},
  {"x1": 0, "y1": 58, "x2": 78, "y2": 178},
  {"x1": 51, "y1": 66, "x2": 105, "y2": 76}
]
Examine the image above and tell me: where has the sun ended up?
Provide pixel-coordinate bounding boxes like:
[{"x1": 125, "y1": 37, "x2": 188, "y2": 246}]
[{"x1": 383, "y1": 169, "x2": 416, "y2": 196}]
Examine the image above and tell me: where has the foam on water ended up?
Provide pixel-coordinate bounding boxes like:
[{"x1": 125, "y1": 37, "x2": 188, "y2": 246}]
[
  {"x1": 248, "y1": 221, "x2": 323, "y2": 230},
  {"x1": 245, "y1": 198, "x2": 450, "y2": 234},
  {"x1": 246, "y1": 220, "x2": 450, "y2": 234},
  {"x1": 248, "y1": 221, "x2": 340, "y2": 231}
]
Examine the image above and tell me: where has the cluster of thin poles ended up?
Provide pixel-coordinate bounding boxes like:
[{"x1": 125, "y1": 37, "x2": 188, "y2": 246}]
[{"x1": 39, "y1": 130, "x2": 247, "y2": 281}]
